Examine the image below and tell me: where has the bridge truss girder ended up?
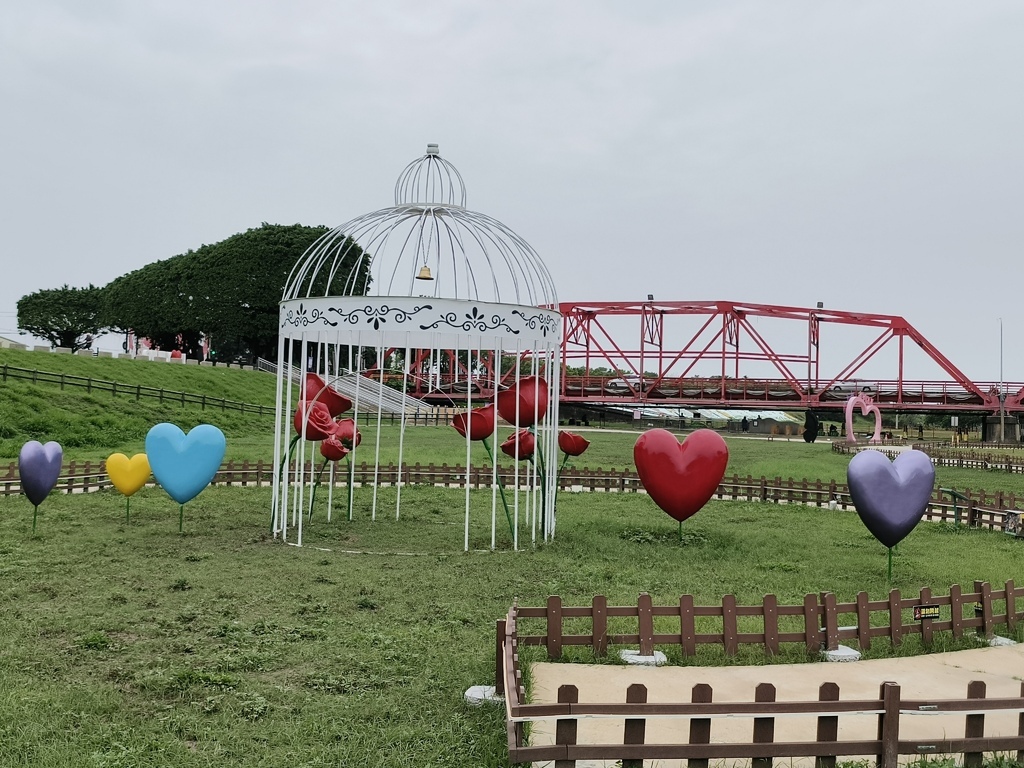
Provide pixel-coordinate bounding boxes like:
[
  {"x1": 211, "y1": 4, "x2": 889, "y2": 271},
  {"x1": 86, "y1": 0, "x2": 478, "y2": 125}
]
[{"x1": 559, "y1": 300, "x2": 1022, "y2": 414}]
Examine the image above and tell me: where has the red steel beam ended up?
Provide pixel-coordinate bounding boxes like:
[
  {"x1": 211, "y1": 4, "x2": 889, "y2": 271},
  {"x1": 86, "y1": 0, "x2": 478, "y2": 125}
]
[{"x1": 558, "y1": 300, "x2": 1016, "y2": 414}]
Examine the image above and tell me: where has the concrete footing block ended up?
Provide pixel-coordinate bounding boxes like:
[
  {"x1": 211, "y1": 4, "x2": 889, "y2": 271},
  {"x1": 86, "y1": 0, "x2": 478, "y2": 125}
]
[
  {"x1": 822, "y1": 644, "x2": 862, "y2": 662},
  {"x1": 619, "y1": 649, "x2": 667, "y2": 666},
  {"x1": 464, "y1": 685, "x2": 504, "y2": 706}
]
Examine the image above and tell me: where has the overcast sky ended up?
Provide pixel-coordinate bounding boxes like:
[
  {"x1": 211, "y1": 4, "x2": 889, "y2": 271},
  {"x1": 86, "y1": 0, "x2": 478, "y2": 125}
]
[{"x1": 3, "y1": 1, "x2": 1022, "y2": 383}]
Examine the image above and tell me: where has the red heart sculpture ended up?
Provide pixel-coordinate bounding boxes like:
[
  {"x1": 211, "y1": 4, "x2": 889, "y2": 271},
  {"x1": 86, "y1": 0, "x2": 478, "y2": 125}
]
[{"x1": 633, "y1": 428, "x2": 729, "y2": 522}]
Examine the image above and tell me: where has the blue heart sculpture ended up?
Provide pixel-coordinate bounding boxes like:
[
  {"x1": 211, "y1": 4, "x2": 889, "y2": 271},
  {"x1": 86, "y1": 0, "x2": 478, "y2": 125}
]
[
  {"x1": 847, "y1": 449, "x2": 935, "y2": 548},
  {"x1": 19, "y1": 440, "x2": 63, "y2": 506},
  {"x1": 145, "y1": 423, "x2": 226, "y2": 504}
]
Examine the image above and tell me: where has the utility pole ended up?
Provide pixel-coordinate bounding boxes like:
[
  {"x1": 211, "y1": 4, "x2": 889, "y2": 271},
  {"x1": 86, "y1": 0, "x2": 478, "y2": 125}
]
[{"x1": 999, "y1": 317, "x2": 1005, "y2": 444}]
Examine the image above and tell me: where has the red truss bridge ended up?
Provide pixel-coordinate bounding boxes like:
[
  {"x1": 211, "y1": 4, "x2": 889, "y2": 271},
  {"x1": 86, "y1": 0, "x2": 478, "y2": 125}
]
[
  {"x1": 378, "y1": 300, "x2": 1020, "y2": 415},
  {"x1": 558, "y1": 300, "x2": 1021, "y2": 414}
]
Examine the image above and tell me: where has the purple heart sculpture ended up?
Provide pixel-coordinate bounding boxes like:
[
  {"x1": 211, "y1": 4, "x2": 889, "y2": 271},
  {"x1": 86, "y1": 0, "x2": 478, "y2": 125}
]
[
  {"x1": 847, "y1": 449, "x2": 935, "y2": 548},
  {"x1": 19, "y1": 440, "x2": 64, "y2": 507}
]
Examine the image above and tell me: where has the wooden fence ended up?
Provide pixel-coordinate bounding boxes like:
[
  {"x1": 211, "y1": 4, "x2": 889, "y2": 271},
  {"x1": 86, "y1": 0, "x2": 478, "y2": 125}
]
[
  {"x1": 833, "y1": 440, "x2": 1024, "y2": 474},
  {"x1": 510, "y1": 582, "x2": 1021, "y2": 661},
  {"x1": 0, "y1": 364, "x2": 273, "y2": 416},
  {"x1": 1, "y1": 463, "x2": 1022, "y2": 526},
  {"x1": 497, "y1": 598, "x2": 1024, "y2": 767}
]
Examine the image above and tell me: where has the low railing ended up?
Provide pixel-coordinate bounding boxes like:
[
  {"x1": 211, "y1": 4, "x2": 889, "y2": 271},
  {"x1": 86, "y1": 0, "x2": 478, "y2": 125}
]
[
  {"x1": 0, "y1": 364, "x2": 272, "y2": 416},
  {"x1": 834, "y1": 441, "x2": 1024, "y2": 474},
  {"x1": 2, "y1": 465, "x2": 1022, "y2": 527},
  {"x1": 511, "y1": 582, "x2": 1021, "y2": 661},
  {"x1": 498, "y1": 587, "x2": 1024, "y2": 767}
]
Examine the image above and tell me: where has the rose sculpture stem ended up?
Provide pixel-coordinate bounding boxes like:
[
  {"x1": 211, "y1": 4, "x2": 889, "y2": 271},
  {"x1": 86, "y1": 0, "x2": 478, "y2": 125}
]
[
  {"x1": 179, "y1": 504, "x2": 184, "y2": 534},
  {"x1": 558, "y1": 453, "x2": 569, "y2": 475},
  {"x1": 32, "y1": 505, "x2": 38, "y2": 533},
  {"x1": 481, "y1": 436, "x2": 515, "y2": 540}
]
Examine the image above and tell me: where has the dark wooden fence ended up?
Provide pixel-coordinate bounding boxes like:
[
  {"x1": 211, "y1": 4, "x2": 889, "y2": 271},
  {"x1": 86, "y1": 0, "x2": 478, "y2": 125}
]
[
  {"x1": 497, "y1": 598, "x2": 1024, "y2": 767},
  {"x1": 0, "y1": 364, "x2": 272, "y2": 416},
  {"x1": 2, "y1": 463, "x2": 1022, "y2": 525},
  {"x1": 511, "y1": 582, "x2": 1021, "y2": 661},
  {"x1": 833, "y1": 441, "x2": 1024, "y2": 474}
]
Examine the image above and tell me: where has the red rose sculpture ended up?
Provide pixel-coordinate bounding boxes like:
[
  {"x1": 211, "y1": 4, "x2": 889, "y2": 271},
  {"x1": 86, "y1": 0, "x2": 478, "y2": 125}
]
[
  {"x1": 452, "y1": 404, "x2": 497, "y2": 441},
  {"x1": 304, "y1": 373, "x2": 352, "y2": 418},
  {"x1": 319, "y1": 434, "x2": 350, "y2": 462},
  {"x1": 496, "y1": 376, "x2": 549, "y2": 427},
  {"x1": 294, "y1": 401, "x2": 339, "y2": 441},
  {"x1": 335, "y1": 418, "x2": 362, "y2": 450},
  {"x1": 500, "y1": 429, "x2": 536, "y2": 461},
  {"x1": 557, "y1": 430, "x2": 590, "y2": 456}
]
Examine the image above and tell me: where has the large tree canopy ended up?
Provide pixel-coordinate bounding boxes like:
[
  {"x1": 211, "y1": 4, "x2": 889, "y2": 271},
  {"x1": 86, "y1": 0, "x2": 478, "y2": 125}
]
[
  {"x1": 103, "y1": 223, "x2": 369, "y2": 361},
  {"x1": 17, "y1": 284, "x2": 105, "y2": 351}
]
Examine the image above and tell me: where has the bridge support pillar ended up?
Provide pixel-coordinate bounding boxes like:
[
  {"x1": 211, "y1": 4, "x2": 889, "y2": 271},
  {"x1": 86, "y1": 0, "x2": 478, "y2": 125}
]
[{"x1": 983, "y1": 415, "x2": 1020, "y2": 444}]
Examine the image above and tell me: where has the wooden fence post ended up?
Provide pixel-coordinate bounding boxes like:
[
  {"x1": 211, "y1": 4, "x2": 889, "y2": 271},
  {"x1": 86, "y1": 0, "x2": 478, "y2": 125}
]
[
  {"x1": 680, "y1": 594, "x2": 696, "y2": 656},
  {"x1": 723, "y1": 594, "x2": 738, "y2": 656},
  {"x1": 856, "y1": 592, "x2": 871, "y2": 650},
  {"x1": 877, "y1": 682, "x2": 900, "y2": 768},
  {"x1": 964, "y1": 680, "x2": 986, "y2": 768},
  {"x1": 888, "y1": 589, "x2": 903, "y2": 647},
  {"x1": 547, "y1": 595, "x2": 563, "y2": 660},
  {"x1": 820, "y1": 592, "x2": 839, "y2": 651},
  {"x1": 752, "y1": 682, "x2": 776, "y2": 768},
  {"x1": 688, "y1": 683, "x2": 713, "y2": 768},
  {"x1": 951, "y1": 584, "x2": 964, "y2": 638},
  {"x1": 1006, "y1": 579, "x2": 1018, "y2": 635},
  {"x1": 638, "y1": 592, "x2": 654, "y2": 657},
  {"x1": 1017, "y1": 681, "x2": 1024, "y2": 766},
  {"x1": 763, "y1": 594, "x2": 779, "y2": 657},
  {"x1": 920, "y1": 586, "x2": 933, "y2": 646},
  {"x1": 803, "y1": 593, "x2": 821, "y2": 653},
  {"x1": 621, "y1": 683, "x2": 647, "y2": 768},
  {"x1": 554, "y1": 684, "x2": 578, "y2": 768},
  {"x1": 975, "y1": 581, "x2": 993, "y2": 640},
  {"x1": 495, "y1": 619, "x2": 506, "y2": 695},
  {"x1": 592, "y1": 595, "x2": 607, "y2": 657},
  {"x1": 815, "y1": 682, "x2": 840, "y2": 768}
]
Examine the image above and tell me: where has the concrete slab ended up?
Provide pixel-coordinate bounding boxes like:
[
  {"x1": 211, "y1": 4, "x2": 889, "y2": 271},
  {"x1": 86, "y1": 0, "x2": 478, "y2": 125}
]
[{"x1": 528, "y1": 643, "x2": 1024, "y2": 767}]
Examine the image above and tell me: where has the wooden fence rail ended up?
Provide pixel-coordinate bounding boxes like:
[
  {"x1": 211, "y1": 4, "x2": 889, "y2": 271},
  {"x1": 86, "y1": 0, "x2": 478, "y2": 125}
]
[
  {"x1": 509, "y1": 582, "x2": 1021, "y2": 662},
  {"x1": 498, "y1": 604, "x2": 1024, "y2": 767},
  {"x1": 833, "y1": 441, "x2": 1024, "y2": 474},
  {"x1": 1, "y1": 464, "x2": 1022, "y2": 528}
]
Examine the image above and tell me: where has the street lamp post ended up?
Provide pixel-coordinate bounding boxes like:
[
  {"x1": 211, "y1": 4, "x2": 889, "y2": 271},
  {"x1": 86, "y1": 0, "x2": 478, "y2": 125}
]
[{"x1": 999, "y1": 318, "x2": 1005, "y2": 444}]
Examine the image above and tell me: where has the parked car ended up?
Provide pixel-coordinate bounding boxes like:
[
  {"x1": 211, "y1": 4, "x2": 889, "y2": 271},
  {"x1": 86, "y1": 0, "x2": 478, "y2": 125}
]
[
  {"x1": 824, "y1": 380, "x2": 877, "y2": 400},
  {"x1": 605, "y1": 375, "x2": 649, "y2": 394}
]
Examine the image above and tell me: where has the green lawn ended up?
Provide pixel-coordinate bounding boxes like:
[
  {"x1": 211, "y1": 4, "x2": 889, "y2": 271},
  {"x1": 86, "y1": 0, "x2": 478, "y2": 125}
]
[
  {"x1": 2, "y1": 483, "x2": 1024, "y2": 767},
  {"x1": 3, "y1": 350, "x2": 1024, "y2": 766}
]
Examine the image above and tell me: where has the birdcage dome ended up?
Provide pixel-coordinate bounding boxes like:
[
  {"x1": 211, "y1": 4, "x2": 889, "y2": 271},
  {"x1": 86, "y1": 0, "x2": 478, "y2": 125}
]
[
  {"x1": 273, "y1": 144, "x2": 563, "y2": 552},
  {"x1": 282, "y1": 144, "x2": 557, "y2": 308}
]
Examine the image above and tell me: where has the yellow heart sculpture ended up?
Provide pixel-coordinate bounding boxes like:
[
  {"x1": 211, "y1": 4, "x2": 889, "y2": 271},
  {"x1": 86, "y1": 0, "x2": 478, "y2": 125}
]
[{"x1": 106, "y1": 453, "x2": 152, "y2": 496}]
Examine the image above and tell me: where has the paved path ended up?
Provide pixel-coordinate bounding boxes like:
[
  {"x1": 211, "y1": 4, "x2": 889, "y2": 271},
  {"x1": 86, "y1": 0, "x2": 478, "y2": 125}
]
[{"x1": 527, "y1": 642, "x2": 1024, "y2": 767}]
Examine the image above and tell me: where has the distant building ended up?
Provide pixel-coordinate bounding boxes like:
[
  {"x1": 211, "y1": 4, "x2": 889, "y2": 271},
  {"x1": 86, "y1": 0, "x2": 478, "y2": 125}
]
[{"x1": 0, "y1": 335, "x2": 31, "y2": 350}]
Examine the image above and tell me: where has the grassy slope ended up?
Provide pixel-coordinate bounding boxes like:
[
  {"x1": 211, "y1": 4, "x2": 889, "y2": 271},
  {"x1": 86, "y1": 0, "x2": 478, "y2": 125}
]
[{"x1": 2, "y1": 347, "x2": 1019, "y2": 498}]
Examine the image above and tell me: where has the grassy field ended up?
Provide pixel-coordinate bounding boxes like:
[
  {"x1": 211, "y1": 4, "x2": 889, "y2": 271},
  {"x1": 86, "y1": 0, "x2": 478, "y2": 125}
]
[
  {"x1": 3, "y1": 482, "x2": 1024, "y2": 767},
  {"x1": 3, "y1": 348, "x2": 1024, "y2": 766}
]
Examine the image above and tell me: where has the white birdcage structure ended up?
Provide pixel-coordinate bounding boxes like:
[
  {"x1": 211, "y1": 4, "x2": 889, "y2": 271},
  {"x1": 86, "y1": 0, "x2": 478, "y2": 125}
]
[{"x1": 272, "y1": 144, "x2": 561, "y2": 550}]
